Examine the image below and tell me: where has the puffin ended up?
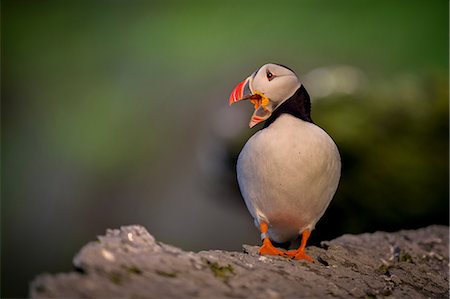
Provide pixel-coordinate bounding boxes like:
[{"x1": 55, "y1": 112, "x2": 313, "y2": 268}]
[{"x1": 229, "y1": 63, "x2": 341, "y2": 261}]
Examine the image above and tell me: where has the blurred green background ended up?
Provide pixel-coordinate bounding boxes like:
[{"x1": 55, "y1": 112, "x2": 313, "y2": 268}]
[{"x1": 2, "y1": 1, "x2": 448, "y2": 297}]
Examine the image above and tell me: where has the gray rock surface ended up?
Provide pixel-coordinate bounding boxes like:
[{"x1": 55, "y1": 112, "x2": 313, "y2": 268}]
[{"x1": 30, "y1": 225, "x2": 449, "y2": 298}]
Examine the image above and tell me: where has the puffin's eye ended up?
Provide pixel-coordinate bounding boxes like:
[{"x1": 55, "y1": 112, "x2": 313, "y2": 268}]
[{"x1": 266, "y1": 70, "x2": 274, "y2": 81}]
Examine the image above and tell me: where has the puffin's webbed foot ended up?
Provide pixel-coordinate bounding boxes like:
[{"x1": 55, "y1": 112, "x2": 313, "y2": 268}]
[
  {"x1": 258, "y1": 222, "x2": 289, "y2": 257},
  {"x1": 258, "y1": 238, "x2": 290, "y2": 257},
  {"x1": 285, "y1": 229, "x2": 314, "y2": 262},
  {"x1": 257, "y1": 223, "x2": 314, "y2": 261}
]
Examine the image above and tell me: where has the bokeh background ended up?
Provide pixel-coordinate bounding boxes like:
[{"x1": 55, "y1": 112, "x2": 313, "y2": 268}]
[{"x1": 2, "y1": 1, "x2": 448, "y2": 297}]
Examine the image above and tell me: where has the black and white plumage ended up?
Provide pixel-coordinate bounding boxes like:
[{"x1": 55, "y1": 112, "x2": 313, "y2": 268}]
[{"x1": 229, "y1": 63, "x2": 341, "y2": 260}]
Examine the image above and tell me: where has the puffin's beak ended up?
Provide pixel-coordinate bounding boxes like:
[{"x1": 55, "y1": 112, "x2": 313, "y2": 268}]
[
  {"x1": 229, "y1": 76, "x2": 252, "y2": 105},
  {"x1": 229, "y1": 76, "x2": 272, "y2": 128}
]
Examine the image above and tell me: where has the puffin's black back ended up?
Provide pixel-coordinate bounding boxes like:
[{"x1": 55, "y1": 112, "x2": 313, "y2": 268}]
[{"x1": 263, "y1": 85, "x2": 313, "y2": 128}]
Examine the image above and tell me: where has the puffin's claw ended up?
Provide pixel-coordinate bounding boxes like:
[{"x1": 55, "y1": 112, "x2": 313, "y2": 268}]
[{"x1": 286, "y1": 249, "x2": 314, "y2": 262}]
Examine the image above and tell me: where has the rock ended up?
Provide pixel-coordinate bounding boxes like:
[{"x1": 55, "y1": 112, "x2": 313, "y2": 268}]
[{"x1": 30, "y1": 225, "x2": 449, "y2": 299}]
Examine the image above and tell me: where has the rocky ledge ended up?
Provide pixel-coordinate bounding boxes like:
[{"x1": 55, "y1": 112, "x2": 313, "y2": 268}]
[{"x1": 30, "y1": 225, "x2": 449, "y2": 298}]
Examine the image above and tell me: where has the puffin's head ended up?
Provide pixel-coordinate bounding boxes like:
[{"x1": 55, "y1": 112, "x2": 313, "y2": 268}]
[{"x1": 229, "y1": 63, "x2": 301, "y2": 128}]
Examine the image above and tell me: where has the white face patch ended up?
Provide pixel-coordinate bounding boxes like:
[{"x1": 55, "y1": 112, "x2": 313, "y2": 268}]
[{"x1": 250, "y1": 63, "x2": 301, "y2": 111}]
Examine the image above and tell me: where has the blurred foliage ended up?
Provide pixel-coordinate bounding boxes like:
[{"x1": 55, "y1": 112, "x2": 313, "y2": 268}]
[
  {"x1": 311, "y1": 72, "x2": 449, "y2": 242},
  {"x1": 1, "y1": 1, "x2": 448, "y2": 298}
]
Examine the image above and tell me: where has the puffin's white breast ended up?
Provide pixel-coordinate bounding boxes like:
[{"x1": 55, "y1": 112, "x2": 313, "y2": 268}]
[{"x1": 237, "y1": 114, "x2": 341, "y2": 243}]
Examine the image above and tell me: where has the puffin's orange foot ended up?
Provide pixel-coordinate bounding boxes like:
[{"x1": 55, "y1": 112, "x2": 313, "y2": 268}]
[
  {"x1": 284, "y1": 229, "x2": 314, "y2": 262},
  {"x1": 258, "y1": 222, "x2": 289, "y2": 257},
  {"x1": 258, "y1": 240, "x2": 289, "y2": 257},
  {"x1": 286, "y1": 249, "x2": 314, "y2": 262}
]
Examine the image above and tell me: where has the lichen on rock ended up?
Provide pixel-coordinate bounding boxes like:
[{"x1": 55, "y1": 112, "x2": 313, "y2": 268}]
[{"x1": 30, "y1": 225, "x2": 449, "y2": 299}]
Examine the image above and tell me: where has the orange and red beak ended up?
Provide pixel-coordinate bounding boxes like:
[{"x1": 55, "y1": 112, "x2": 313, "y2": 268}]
[
  {"x1": 229, "y1": 75, "x2": 273, "y2": 128},
  {"x1": 229, "y1": 76, "x2": 252, "y2": 106}
]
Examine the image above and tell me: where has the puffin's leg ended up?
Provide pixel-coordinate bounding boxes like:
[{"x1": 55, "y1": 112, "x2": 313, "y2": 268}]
[
  {"x1": 286, "y1": 230, "x2": 314, "y2": 262},
  {"x1": 258, "y1": 222, "x2": 288, "y2": 257}
]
